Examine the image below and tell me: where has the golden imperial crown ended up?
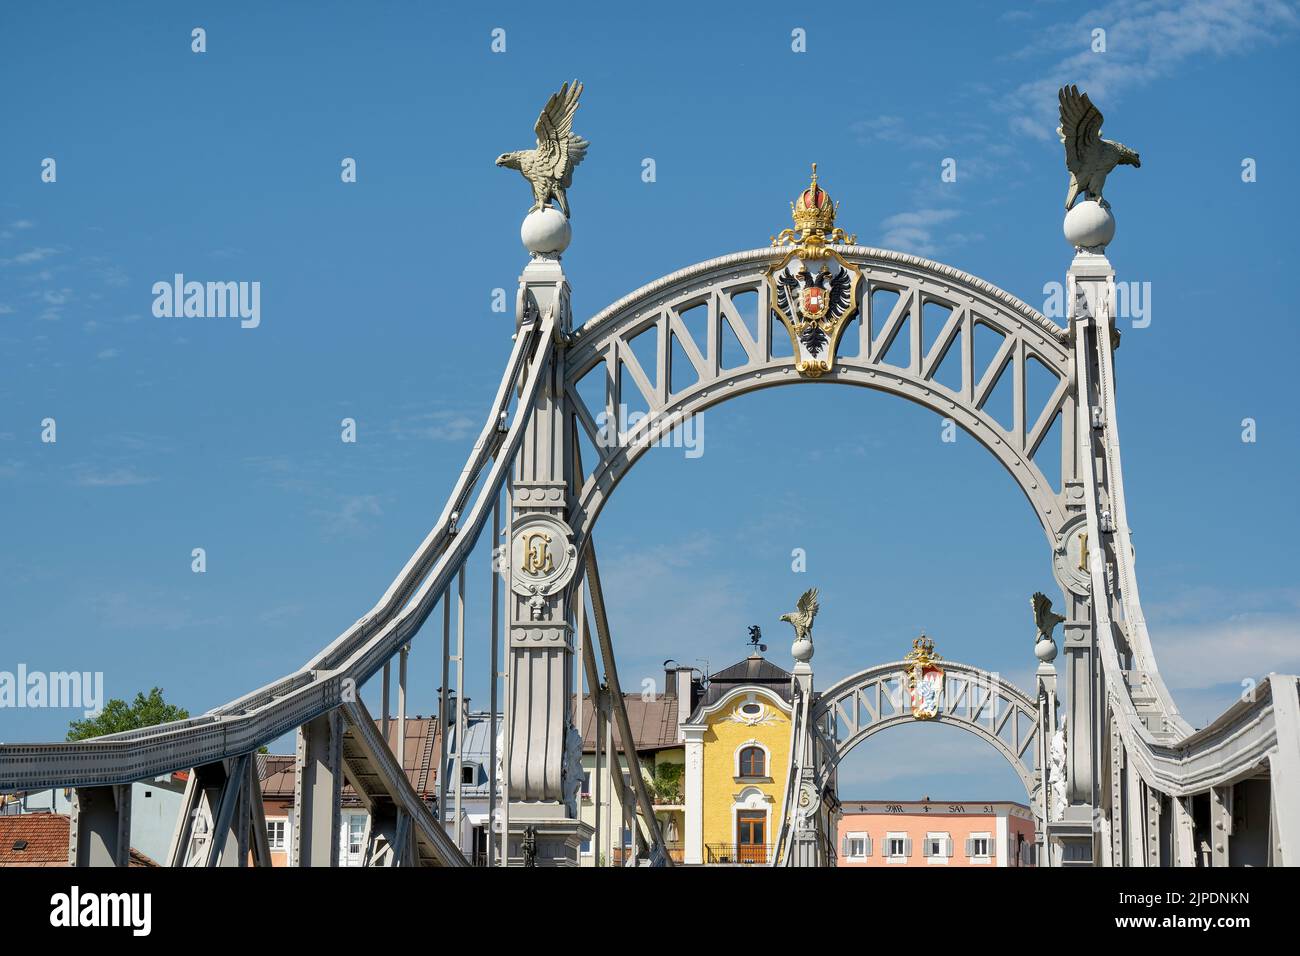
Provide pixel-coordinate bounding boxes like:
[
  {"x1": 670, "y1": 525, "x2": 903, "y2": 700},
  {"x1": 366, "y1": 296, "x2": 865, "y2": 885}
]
[
  {"x1": 792, "y1": 163, "x2": 838, "y2": 234},
  {"x1": 905, "y1": 634, "x2": 940, "y2": 665},
  {"x1": 771, "y1": 163, "x2": 856, "y2": 257}
]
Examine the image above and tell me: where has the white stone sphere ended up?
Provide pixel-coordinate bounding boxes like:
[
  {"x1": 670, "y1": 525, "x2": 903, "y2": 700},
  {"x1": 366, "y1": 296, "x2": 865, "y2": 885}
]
[
  {"x1": 1063, "y1": 200, "x2": 1115, "y2": 250},
  {"x1": 1035, "y1": 637, "x2": 1059, "y2": 663},
  {"x1": 792, "y1": 637, "x2": 814, "y2": 663},
  {"x1": 521, "y1": 207, "x2": 571, "y2": 256}
]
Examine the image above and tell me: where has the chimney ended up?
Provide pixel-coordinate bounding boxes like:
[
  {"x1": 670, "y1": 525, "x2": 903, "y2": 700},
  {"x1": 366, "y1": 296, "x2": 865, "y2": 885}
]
[
  {"x1": 674, "y1": 666, "x2": 695, "y2": 741},
  {"x1": 664, "y1": 667, "x2": 678, "y2": 697}
]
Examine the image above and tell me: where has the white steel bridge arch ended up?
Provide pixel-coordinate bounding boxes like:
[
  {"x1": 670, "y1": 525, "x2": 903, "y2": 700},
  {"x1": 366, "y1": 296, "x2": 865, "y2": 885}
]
[
  {"x1": 809, "y1": 660, "x2": 1042, "y2": 805},
  {"x1": 564, "y1": 246, "x2": 1076, "y2": 554}
]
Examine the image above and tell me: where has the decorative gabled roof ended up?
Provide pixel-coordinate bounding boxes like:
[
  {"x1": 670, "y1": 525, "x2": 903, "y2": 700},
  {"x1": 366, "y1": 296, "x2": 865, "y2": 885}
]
[
  {"x1": 709, "y1": 653, "x2": 792, "y2": 686},
  {"x1": 688, "y1": 653, "x2": 794, "y2": 721}
]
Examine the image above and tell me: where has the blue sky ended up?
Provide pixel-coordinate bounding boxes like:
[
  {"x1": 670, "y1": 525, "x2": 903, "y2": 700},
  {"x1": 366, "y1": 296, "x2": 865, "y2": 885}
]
[{"x1": 2, "y1": 0, "x2": 1298, "y2": 802}]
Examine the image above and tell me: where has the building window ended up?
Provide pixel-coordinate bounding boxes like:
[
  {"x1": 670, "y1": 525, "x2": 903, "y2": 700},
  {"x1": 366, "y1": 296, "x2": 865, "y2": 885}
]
[
  {"x1": 739, "y1": 701, "x2": 763, "y2": 719},
  {"x1": 267, "y1": 819, "x2": 286, "y2": 851},
  {"x1": 844, "y1": 832, "x2": 870, "y2": 859},
  {"x1": 925, "y1": 833, "x2": 951, "y2": 862},
  {"x1": 967, "y1": 834, "x2": 991, "y2": 858},
  {"x1": 887, "y1": 835, "x2": 907, "y2": 858},
  {"x1": 461, "y1": 765, "x2": 476, "y2": 786},
  {"x1": 738, "y1": 746, "x2": 766, "y2": 777},
  {"x1": 581, "y1": 770, "x2": 592, "y2": 798},
  {"x1": 348, "y1": 816, "x2": 365, "y2": 855}
]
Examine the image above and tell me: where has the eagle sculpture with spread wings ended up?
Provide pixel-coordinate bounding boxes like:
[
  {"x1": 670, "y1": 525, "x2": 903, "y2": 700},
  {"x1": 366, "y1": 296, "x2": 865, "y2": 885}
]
[
  {"x1": 1057, "y1": 84, "x2": 1140, "y2": 210},
  {"x1": 780, "y1": 587, "x2": 821, "y2": 644},
  {"x1": 1031, "y1": 591, "x2": 1067, "y2": 643},
  {"x1": 496, "y1": 80, "x2": 590, "y2": 218}
]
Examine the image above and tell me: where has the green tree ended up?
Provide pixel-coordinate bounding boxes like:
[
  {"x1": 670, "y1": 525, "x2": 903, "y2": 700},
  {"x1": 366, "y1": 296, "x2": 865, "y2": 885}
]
[{"x1": 66, "y1": 687, "x2": 189, "y2": 741}]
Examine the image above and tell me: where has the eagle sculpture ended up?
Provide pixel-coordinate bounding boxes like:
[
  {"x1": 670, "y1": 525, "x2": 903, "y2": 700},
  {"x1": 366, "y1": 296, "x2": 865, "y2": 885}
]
[
  {"x1": 1031, "y1": 591, "x2": 1067, "y2": 643},
  {"x1": 1057, "y1": 85, "x2": 1140, "y2": 210},
  {"x1": 780, "y1": 587, "x2": 821, "y2": 643},
  {"x1": 495, "y1": 80, "x2": 590, "y2": 218}
]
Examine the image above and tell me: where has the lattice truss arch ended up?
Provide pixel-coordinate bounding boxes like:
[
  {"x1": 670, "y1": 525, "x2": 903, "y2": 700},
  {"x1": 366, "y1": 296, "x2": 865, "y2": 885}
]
[
  {"x1": 564, "y1": 247, "x2": 1076, "y2": 547},
  {"x1": 811, "y1": 661, "x2": 1043, "y2": 803}
]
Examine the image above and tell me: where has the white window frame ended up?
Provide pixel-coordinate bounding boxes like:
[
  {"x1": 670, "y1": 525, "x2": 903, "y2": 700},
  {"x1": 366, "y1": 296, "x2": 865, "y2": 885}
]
[
  {"x1": 885, "y1": 831, "x2": 909, "y2": 864},
  {"x1": 968, "y1": 831, "x2": 993, "y2": 864},
  {"x1": 266, "y1": 817, "x2": 287, "y2": 851},
  {"x1": 925, "y1": 831, "x2": 951, "y2": 865},
  {"x1": 844, "y1": 831, "x2": 869, "y2": 860},
  {"x1": 346, "y1": 814, "x2": 366, "y2": 857}
]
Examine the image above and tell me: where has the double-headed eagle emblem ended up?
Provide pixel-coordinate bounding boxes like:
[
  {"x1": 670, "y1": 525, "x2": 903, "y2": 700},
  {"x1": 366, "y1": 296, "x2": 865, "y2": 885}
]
[{"x1": 767, "y1": 165, "x2": 861, "y2": 377}]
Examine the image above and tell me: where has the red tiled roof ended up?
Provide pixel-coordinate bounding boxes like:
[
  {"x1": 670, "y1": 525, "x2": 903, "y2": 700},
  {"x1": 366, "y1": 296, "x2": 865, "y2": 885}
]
[
  {"x1": 0, "y1": 814, "x2": 157, "y2": 867},
  {"x1": 0, "y1": 813, "x2": 69, "y2": 866}
]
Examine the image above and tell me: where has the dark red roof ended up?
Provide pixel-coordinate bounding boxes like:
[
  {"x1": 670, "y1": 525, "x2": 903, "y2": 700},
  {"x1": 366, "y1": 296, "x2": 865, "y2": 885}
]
[{"x1": 0, "y1": 814, "x2": 157, "y2": 867}]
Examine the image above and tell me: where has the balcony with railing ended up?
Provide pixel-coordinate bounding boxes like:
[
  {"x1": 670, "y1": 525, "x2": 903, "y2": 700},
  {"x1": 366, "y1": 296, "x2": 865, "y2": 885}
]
[{"x1": 705, "y1": 842, "x2": 772, "y2": 865}]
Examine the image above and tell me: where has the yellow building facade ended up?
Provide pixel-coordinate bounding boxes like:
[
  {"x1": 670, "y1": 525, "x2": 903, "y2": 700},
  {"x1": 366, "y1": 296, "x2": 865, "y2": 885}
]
[{"x1": 683, "y1": 654, "x2": 793, "y2": 865}]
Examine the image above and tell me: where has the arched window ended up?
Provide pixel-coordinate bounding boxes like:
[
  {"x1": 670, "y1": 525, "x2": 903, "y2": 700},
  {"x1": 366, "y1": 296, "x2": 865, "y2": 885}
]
[{"x1": 739, "y1": 745, "x2": 766, "y2": 777}]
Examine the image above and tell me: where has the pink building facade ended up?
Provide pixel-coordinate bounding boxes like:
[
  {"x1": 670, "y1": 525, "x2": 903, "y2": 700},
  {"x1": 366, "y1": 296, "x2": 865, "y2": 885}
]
[{"x1": 836, "y1": 800, "x2": 1036, "y2": 867}]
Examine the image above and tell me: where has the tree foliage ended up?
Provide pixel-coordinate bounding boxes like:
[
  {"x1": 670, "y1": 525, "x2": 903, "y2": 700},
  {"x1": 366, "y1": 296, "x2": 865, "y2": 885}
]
[{"x1": 66, "y1": 687, "x2": 189, "y2": 741}]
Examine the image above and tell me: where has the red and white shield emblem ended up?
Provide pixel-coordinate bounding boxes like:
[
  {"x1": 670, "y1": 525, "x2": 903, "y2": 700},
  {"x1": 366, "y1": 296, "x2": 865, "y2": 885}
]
[{"x1": 800, "y1": 285, "x2": 828, "y2": 319}]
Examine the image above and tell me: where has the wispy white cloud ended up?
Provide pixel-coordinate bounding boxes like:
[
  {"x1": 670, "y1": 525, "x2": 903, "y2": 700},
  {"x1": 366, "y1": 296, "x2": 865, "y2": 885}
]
[
  {"x1": 999, "y1": 0, "x2": 1300, "y2": 139},
  {"x1": 1154, "y1": 612, "x2": 1300, "y2": 690},
  {"x1": 852, "y1": 116, "x2": 949, "y2": 152},
  {"x1": 860, "y1": 0, "x2": 1299, "y2": 259},
  {"x1": 315, "y1": 493, "x2": 383, "y2": 536},
  {"x1": 73, "y1": 467, "x2": 158, "y2": 487},
  {"x1": 1, "y1": 247, "x2": 60, "y2": 266},
  {"x1": 390, "y1": 408, "x2": 479, "y2": 443},
  {"x1": 879, "y1": 209, "x2": 962, "y2": 256}
]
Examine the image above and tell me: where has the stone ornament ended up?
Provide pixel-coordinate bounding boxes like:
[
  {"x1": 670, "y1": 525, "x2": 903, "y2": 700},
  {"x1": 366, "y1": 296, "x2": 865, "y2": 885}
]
[
  {"x1": 509, "y1": 513, "x2": 578, "y2": 599},
  {"x1": 1031, "y1": 591, "x2": 1066, "y2": 663},
  {"x1": 1057, "y1": 84, "x2": 1140, "y2": 211},
  {"x1": 495, "y1": 80, "x2": 589, "y2": 218},
  {"x1": 780, "y1": 586, "x2": 820, "y2": 661}
]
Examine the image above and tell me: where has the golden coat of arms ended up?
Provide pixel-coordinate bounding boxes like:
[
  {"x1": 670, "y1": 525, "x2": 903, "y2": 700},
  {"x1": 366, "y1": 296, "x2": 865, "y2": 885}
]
[
  {"x1": 904, "y1": 634, "x2": 944, "y2": 720},
  {"x1": 767, "y1": 164, "x2": 861, "y2": 378}
]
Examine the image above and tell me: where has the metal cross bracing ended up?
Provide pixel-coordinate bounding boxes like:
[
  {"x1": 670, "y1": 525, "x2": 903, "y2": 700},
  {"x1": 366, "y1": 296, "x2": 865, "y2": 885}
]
[{"x1": 2, "y1": 162, "x2": 1299, "y2": 869}]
